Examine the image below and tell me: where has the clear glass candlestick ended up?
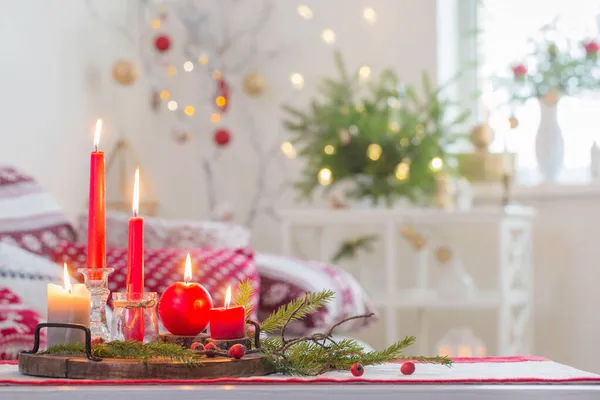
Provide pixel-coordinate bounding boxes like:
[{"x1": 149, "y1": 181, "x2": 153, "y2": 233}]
[{"x1": 78, "y1": 268, "x2": 114, "y2": 342}]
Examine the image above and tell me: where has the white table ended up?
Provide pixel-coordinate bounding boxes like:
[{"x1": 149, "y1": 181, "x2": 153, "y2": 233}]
[{"x1": 2, "y1": 384, "x2": 600, "y2": 400}]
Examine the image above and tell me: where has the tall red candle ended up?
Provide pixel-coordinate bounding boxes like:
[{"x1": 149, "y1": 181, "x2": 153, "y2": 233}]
[
  {"x1": 87, "y1": 119, "x2": 106, "y2": 273},
  {"x1": 125, "y1": 168, "x2": 144, "y2": 341},
  {"x1": 209, "y1": 286, "x2": 246, "y2": 340}
]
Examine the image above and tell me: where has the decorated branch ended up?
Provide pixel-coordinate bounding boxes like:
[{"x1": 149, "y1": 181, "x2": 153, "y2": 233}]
[{"x1": 43, "y1": 281, "x2": 451, "y2": 377}]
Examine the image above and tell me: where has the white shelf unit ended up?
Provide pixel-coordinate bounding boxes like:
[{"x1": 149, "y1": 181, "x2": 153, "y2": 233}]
[{"x1": 280, "y1": 205, "x2": 536, "y2": 356}]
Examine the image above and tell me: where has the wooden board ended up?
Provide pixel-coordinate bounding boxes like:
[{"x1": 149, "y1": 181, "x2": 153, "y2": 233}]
[{"x1": 18, "y1": 353, "x2": 276, "y2": 380}]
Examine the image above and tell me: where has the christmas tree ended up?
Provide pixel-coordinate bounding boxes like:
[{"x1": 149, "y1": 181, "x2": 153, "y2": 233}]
[{"x1": 283, "y1": 51, "x2": 471, "y2": 206}]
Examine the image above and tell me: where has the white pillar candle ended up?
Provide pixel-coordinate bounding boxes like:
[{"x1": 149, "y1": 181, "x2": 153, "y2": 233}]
[{"x1": 46, "y1": 264, "x2": 91, "y2": 347}]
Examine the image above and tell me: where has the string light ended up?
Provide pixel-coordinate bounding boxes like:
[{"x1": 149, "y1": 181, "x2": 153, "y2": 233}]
[
  {"x1": 167, "y1": 66, "x2": 177, "y2": 76},
  {"x1": 367, "y1": 143, "x2": 382, "y2": 161},
  {"x1": 321, "y1": 29, "x2": 336, "y2": 44},
  {"x1": 151, "y1": 19, "x2": 161, "y2": 29},
  {"x1": 297, "y1": 4, "x2": 313, "y2": 19},
  {"x1": 415, "y1": 124, "x2": 425, "y2": 139},
  {"x1": 363, "y1": 7, "x2": 377, "y2": 24},
  {"x1": 167, "y1": 100, "x2": 178, "y2": 111},
  {"x1": 281, "y1": 141, "x2": 297, "y2": 159},
  {"x1": 290, "y1": 73, "x2": 304, "y2": 89},
  {"x1": 318, "y1": 168, "x2": 332, "y2": 186},
  {"x1": 160, "y1": 90, "x2": 170, "y2": 100},
  {"x1": 395, "y1": 160, "x2": 410, "y2": 181},
  {"x1": 210, "y1": 113, "x2": 221, "y2": 123},
  {"x1": 359, "y1": 65, "x2": 371, "y2": 81},
  {"x1": 198, "y1": 54, "x2": 209, "y2": 65},
  {"x1": 183, "y1": 61, "x2": 194, "y2": 72},
  {"x1": 215, "y1": 96, "x2": 227, "y2": 107},
  {"x1": 400, "y1": 137, "x2": 410, "y2": 147},
  {"x1": 389, "y1": 121, "x2": 400, "y2": 132},
  {"x1": 348, "y1": 125, "x2": 359, "y2": 135},
  {"x1": 184, "y1": 105, "x2": 195, "y2": 116},
  {"x1": 324, "y1": 145, "x2": 336, "y2": 155},
  {"x1": 429, "y1": 157, "x2": 444, "y2": 172},
  {"x1": 355, "y1": 103, "x2": 365, "y2": 112},
  {"x1": 212, "y1": 69, "x2": 223, "y2": 80}
]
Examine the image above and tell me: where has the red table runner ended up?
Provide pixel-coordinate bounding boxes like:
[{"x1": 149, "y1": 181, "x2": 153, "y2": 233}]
[{"x1": 1, "y1": 357, "x2": 599, "y2": 385}]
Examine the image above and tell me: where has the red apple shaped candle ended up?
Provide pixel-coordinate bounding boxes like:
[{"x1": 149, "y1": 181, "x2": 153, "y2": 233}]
[
  {"x1": 209, "y1": 286, "x2": 246, "y2": 340},
  {"x1": 158, "y1": 253, "x2": 213, "y2": 336}
]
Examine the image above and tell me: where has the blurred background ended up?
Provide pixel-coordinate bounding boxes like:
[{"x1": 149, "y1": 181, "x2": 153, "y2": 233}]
[{"x1": 2, "y1": 0, "x2": 600, "y2": 373}]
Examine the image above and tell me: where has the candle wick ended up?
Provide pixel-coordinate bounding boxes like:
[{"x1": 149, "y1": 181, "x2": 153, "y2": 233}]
[
  {"x1": 133, "y1": 210, "x2": 138, "y2": 218},
  {"x1": 94, "y1": 144, "x2": 98, "y2": 152}
]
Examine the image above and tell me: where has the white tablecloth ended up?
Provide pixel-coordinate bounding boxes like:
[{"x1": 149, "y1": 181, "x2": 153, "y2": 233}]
[{"x1": 1, "y1": 358, "x2": 600, "y2": 400}]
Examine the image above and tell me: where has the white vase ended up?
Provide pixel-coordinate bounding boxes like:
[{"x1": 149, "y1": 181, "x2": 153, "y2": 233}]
[{"x1": 535, "y1": 100, "x2": 564, "y2": 182}]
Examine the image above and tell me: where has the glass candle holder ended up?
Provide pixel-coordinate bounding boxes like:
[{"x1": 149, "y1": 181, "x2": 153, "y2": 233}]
[
  {"x1": 111, "y1": 292, "x2": 159, "y2": 343},
  {"x1": 78, "y1": 268, "x2": 113, "y2": 342}
]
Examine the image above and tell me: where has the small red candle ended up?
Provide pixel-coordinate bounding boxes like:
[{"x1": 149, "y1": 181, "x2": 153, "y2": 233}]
[
  {"x1": 158, "y1": 253, "x2": 213, "y2": 336},
  {"x1": 125, "y1": 168, "x2": 144, "y2": 341},
  {"x1": 209, "y1": 286, "x2": 246, "y2": 340},
  {"x1": 87, "y1": 119, "x2": 106, "y2": 273}
]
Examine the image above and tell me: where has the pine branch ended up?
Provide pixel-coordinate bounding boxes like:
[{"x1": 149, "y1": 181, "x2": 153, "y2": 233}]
[
  {"x1": 259, "y1": 289, "x2": 335, "y2": 333},
  {"x1": 234, "y1": 279, "x2": 255, "y2": 320},
  {"x1": 42, "y1": 341, "x2": 201, "y2": 366}
]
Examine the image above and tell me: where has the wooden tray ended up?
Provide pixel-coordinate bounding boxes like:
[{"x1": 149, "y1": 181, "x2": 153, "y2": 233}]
[{"x1": 18, "y1": 353, "x2": 275, "y2": 380}]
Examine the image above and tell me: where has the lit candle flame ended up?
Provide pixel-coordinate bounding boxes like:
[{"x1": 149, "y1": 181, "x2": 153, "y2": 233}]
[
  {"x1": 224, "y1": 286, "x2": 232, "y2": 309},
  {"x1": 132, "y1": 167, "x2": 140, "y2": 217},
  {"x1": 94, "y1": 119, "x2": 102, "y2": 151},
  {"x1": 184, "y1": 253, "x2": 192, "y2": 284},
  {"x1": 63, "y1": 263, "x2": 72, "y2": 294}
]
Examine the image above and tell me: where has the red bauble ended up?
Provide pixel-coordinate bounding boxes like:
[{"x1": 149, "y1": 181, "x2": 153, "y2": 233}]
[
  {"x1": 350, "y1": 362, "x2": 364, "y2": 377},
  {"x1": 585, "y1": 41, "x2": 600, "y2": 56},
  {"x1": 228, "y1": 344, "x2": 245, "y2": 359},
  {"x1": 401, "y1": 361, "x2": 415, "y2": 375},
  {"x1": 204, "y1": 342, "x2": 218, "y2": 358},
  {"x1": 158, "y1": 282, "x2": 213, "y2": 336},
  {"x1": 511, "y1": 64, "x2": 527, "y2": 78},
  {"x1": 214, "y1": 129, "x2": 231, "y2": 147},
  {"x1": 154, "y1": 35, "x2": 171, "y2": 52}
]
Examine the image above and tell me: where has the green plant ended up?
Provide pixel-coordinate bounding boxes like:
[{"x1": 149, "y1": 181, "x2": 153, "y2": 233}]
[
  {"x1": 283, "y1": 51, "x2": 470, "y2": 206},
  {"x1": 495, "y1": 21, "x2": 600, "y2": 105}
]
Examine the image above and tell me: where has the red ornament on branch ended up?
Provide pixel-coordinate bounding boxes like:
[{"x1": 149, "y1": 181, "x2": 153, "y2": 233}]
[
  {"x1": 154, "y1": 34, "x2": 171, "y2": 52},
  {"x1": 157, "y1": 254, "x2": 213, "y2": 336},
  {"x1": 511, "y1": 64, "x2": 527, "y2": 78},
  {"x1": 584, "y1": 41, "x2": 600, "y2": 57},
  {"x1": 214, "y1": 128, "x2": 231, "y2": 147},
  {"x1": 214, "y1": 78, "x2": 231, "y2": 113}
]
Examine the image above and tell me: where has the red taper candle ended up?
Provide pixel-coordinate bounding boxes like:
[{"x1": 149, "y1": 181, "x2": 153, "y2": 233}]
[
  {"x1": 87, "y1": 119, "x2": 106, "y2": 272},
  {"x1": 125, "y1": 168, "x2": 145, "y2": 341}
]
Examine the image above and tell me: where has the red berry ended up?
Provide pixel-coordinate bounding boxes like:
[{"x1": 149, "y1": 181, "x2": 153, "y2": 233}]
[
  {"x1": 511, "y1": 64, "x2": 527, "y2": 78},
  {"x1": 228, "y1": 344, "x2": 245, "y2": 359},
  {"x1": 154, "y1": 35, "x2": 171, "y2": 52},
  {"x1": 401, "y1": 361, "x2": 415, "y2": 375},
  {"x1": 213, "y1": 128, "x2": 231, "y2": 146},
  {"x1": 350, "y1": 362, "x2": 364, "y2": 377},
  {"x1": 190, "y1": 342, "x2": 205, "y2": 351},
  {"x1": 585, "y1": 41, "x2": 600, "y2": 55},
  {"x1": 91, "y1": 337, "x2": 105, "y2": 345},
  {"x1": 204, "y1": 342, "x2": 218, "y2": 357}
]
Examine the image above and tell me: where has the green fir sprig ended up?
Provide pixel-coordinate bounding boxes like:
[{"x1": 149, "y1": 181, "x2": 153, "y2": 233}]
[
  {"x1": 41, "y1": 341, "x2": 200, "y2": 366},
  {"x1": 233, "y1": 279, "x2": 256, "y2": 321},
  {"x1": 259, "y1": 289, "x2": 335, "y2": 333}
]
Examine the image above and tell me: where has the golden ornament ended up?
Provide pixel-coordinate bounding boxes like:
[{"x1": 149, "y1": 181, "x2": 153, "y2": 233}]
[
  {"x1": 399, "y1": 225, "x2": 427, "y2": 250},
  {"x1": 434, "y1": 246, "x2": 453, "y2": 263},
  {"x1": 508, "y1": 115, "x2": 519, "y2": 129},
  {"x1": 112, "y1": 60, "x2": 137, "y2": 86},
  {"x1": 243, "y1": 72, "x2": 266, "y2": 96},
  {"x1": 469, "y1": 123, "x2": 494, "y2": 152}
]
